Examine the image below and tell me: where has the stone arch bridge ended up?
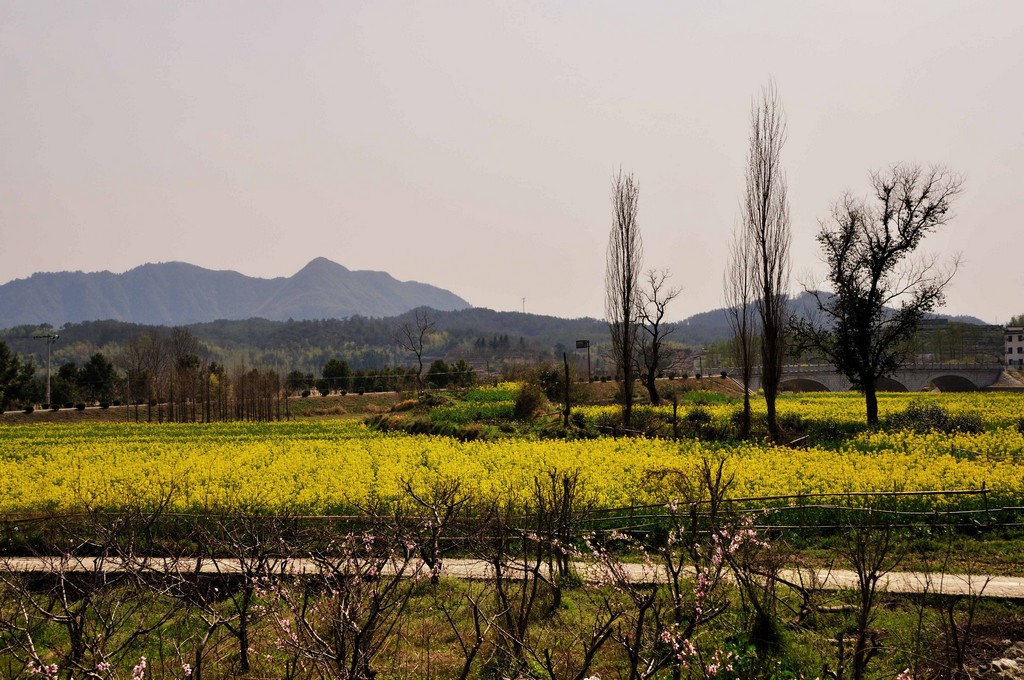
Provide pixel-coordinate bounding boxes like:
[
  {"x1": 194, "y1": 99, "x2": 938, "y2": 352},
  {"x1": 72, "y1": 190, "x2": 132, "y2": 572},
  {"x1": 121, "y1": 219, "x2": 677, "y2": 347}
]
[{"x1": 738, "y1": 363, "x2": 1004, "y2": 392}]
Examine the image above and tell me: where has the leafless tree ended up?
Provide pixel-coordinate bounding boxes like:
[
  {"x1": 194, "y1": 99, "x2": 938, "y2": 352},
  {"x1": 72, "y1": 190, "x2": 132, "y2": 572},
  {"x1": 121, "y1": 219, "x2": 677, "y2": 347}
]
[
  {"x1": 123, "y1": 332, "x2": 167, "y2": 422},
  {"x1": 637, "y1": 269, "x2": 681, "y2": 406},
  {"x1": 271, "y1": 515, "x2": 425, "y2": 679},
  {"x1": 0, "y1": 500, "x2": 181, "y2": 677},
  {"x1": 532, "y1": 468, "x2": 588, "y2": 611},
  {"x1": 744, "y1": 81, "x2": 791, "y2": 441},
  {"x1": 169, "y1": 327, "x2": 203, "y2": 422},
  {"x1": 792, "y1": 164, "x2": 963, "y2": 424},
  {"x1": 839, "y1": 507, "x2": 907, "y2": 680},
  {"x1": 396, "y1": 309, "x2": 436, "y2": 391},
  {"x1": 164, "y1": 511, "x2": 296, "y2": 679},
  {"x1": 605, "y1": 169, "x2": 644, "y2": 428},
  {"x1": 474, "y1": 499, "x2": 544, "y2": 673},
  {"x1": 588, "y1": 460, "x2": 752, "y2": 679},
  {"x1": 431, "y1": 580, "x2": 496, "y2": 679},
  {"x1": 724, "y1": 221, "x2": 758, "y2": 438},
  {"x1": 400, "y1": 476, "x2": 471, "y2": 584}
]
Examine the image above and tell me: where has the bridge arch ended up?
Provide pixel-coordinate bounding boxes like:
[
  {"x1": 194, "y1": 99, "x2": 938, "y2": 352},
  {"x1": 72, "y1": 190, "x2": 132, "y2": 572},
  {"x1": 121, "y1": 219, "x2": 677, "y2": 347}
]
[
  {"x1": 877, "y1": 376, "x2": 909, "y2": 392},
  {"x1": 926, "y1": 375, "x2": 978, "y2": 392},
  {"x1": 780, "y1": 378, "x2": 830, "y2": 392}
]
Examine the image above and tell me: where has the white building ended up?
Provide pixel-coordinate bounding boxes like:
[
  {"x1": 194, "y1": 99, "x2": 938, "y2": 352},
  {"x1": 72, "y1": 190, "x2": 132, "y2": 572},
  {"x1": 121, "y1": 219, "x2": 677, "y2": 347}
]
[{"x1": 1006, "y1": 326, "x2": 1024, "y2": 369}]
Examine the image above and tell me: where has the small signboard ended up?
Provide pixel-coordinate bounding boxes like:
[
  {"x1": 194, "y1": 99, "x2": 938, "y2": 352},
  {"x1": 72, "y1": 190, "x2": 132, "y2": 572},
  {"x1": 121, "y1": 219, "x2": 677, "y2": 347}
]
[{"x1": 575, "y1": 340, "x2": 589, "y2": 349}]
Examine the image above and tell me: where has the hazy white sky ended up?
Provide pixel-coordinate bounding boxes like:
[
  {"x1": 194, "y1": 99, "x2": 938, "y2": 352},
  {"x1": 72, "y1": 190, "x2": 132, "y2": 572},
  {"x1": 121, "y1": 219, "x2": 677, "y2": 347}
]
[{"x1": 2, "y1": 1, "x2": 1022, "y2": 323}]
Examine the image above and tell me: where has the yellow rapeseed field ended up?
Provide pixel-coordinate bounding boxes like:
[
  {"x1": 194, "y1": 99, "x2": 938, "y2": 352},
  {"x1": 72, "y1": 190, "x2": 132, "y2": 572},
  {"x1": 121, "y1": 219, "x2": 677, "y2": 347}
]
[{"x1": 2, "y1": 392, "x2": 1022, "y2": 514}]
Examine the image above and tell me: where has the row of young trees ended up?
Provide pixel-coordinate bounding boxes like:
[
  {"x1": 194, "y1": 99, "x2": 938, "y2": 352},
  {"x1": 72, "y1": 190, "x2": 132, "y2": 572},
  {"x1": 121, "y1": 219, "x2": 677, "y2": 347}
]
[
  {"x1": 3, "y1": 315, "x2": 486, "y2": 416},
  {"x1": 607, "y1": 81, "x2": 963, "y2": 433},
  {"x1": 0, "y1": 329, "x2": 282, "y2": 421}
]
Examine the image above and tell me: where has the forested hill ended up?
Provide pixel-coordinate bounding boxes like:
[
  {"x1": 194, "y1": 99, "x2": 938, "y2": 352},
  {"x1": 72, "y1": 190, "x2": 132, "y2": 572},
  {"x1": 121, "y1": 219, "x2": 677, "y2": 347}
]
[
  {"x1": 0, "y1": 294, "x2": 991, "y2": 375},
  {"x1": 0, "y1": 258, "x2": 470, "y2": 327},
  {"x1": 0, "y1": 309, "x2": 613, "y2": 374}
]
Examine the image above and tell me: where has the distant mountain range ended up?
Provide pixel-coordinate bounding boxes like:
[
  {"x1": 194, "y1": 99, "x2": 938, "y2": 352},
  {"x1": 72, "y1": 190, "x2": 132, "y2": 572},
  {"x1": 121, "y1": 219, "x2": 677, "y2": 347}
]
[
  {"x1": 0, "y1": 258, "x2": 471, "y2": 327},
  {"x1": 676, "y1": 292, "x2": 989, "y2": 346},
  {"x1": 0, "y1": 268, "x2": 996, "y2": 374},
  {"x1": 0, "y1": 259, "x2": 991, "y2": 360}
]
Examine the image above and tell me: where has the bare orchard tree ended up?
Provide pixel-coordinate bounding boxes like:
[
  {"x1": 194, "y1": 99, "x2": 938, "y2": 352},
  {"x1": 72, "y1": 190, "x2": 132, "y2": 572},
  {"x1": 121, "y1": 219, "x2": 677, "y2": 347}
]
[
  {"x1": 636, "y1": 269, "x2": 680, "y2": 406},
  {"x1": 792, "y1": 164, "x2": 963, "y2": 424},
  {"x1": 724, "y1": 221, "x2": 758, "y2": 438},
  {"x1": 744, "y1": 80, "x2": 792, "y2": 441},
  {"x1": 396, "y1": 308, "x2": 436, "y2": 391},
  {"x1": 605, "y1": 169, "x2": 643, "y2": 428},
  {"x1": 122, "y1": 332, "x2": 167, "y2": 422}
]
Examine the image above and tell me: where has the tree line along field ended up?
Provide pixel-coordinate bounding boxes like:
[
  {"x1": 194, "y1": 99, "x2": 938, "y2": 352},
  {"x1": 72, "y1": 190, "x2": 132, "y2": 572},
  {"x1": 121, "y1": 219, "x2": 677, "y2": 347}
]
[{"x1": 2, "y1": 390, "x2": 1024, "y2": 516}]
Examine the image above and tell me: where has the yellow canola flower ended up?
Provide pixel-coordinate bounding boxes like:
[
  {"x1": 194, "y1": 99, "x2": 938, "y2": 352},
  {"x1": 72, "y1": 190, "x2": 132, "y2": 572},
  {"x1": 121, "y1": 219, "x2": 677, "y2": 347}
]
[{"x1": 1, "y1": 391, "x2": 1023, "y2": 514}]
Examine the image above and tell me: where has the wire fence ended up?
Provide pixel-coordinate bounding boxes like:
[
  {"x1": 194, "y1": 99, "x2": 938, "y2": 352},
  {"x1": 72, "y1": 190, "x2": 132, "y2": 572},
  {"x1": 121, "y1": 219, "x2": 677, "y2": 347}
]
[{"x1": 3, "y1": 488, "x2": 1022, "y2": 545}]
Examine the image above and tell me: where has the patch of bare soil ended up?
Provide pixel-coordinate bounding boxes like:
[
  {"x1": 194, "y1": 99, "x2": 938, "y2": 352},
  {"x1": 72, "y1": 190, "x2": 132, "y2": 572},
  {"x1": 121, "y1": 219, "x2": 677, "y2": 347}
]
[
  {"x1": 921, "y1": 614, "x2": 1024, "y2": 679},
  {"x1": 0, "y1": 405, "x2": 136, "y2": 426}
]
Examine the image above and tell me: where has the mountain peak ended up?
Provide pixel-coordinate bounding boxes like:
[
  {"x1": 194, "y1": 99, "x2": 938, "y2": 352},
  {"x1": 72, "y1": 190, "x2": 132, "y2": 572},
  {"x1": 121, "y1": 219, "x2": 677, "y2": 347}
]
[
  {"x1": 0, "y1": 259, "x2": 470, "y2": 327},
  {"x1": 296, "y1": 257, "x2": 349, "y2": 276}
]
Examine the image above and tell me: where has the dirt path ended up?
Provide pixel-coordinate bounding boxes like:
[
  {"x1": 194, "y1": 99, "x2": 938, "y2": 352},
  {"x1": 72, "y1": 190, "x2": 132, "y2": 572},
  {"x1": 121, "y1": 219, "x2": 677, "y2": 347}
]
[{"x1": 4, "y1": 556, "x2": 1019, "y2": 599}]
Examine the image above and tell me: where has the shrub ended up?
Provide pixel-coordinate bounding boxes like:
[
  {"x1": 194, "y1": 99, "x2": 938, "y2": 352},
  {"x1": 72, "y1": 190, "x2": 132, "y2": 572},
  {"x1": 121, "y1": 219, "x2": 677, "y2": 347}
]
[
  {"x1": 779, "y1": 412, "x2": 808, "y2": 439},
  {"x1": 51, "y1": 404, "x2": 61, "y2": 411},
  {"x1": 301, "y1": 390, "x2": 311, "y2": 398},
  {"x1": 99, "y1": 402, "x2": 109, "y2": 409},
  {"x1": 23, "y1": 406, "x2": 33, "y2": 414},
  {"x1": 685, "y1": 404, "x2": 713, "y2": 426},
  {"x1": 720, "y1": 370, "x2": 728, "y2": 378},
  {"x1": 887, "y1": 401, "x2": 984, "y2": 434},
  {"x1": 594, "y1": 409, "x2": 621, "y2": 433},
  {"x1": 75, "y1": 403, "x2": 86, "y2": 411},
  {"x1": 629, "y1": 407, "x2": 666, "y2": 435},
  {"x1": 514, "y1": 383, "x2": 546, "y2": 420},
  {"x1": 949, "y1": 411, "x2": 984, "y2": 434}
]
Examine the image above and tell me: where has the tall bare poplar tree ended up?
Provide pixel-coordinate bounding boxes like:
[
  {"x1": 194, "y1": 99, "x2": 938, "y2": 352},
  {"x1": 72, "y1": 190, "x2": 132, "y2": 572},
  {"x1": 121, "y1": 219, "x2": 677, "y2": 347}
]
[
  {"x1": 744, "y1": 81, "x2": 791, "y2": 441},
  {"x1": 724, "y1": 222, "x2": 757, "y2": 439},
  {"x1": 605, "y1": 169, "x2": 643, "y2": 428}
]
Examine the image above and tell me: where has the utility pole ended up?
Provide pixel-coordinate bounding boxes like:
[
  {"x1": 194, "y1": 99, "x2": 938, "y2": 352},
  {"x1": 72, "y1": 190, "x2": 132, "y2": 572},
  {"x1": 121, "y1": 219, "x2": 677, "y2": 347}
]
[{"x1": 32, "y1": 332, "x2": 59, "y2": 406}]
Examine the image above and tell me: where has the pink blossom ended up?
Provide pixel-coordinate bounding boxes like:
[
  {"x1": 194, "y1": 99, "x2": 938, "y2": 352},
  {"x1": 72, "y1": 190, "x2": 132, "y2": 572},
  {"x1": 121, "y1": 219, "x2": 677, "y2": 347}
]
[{"x1": 132, "y1": 656, "x2": 147, "y2": 680}]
